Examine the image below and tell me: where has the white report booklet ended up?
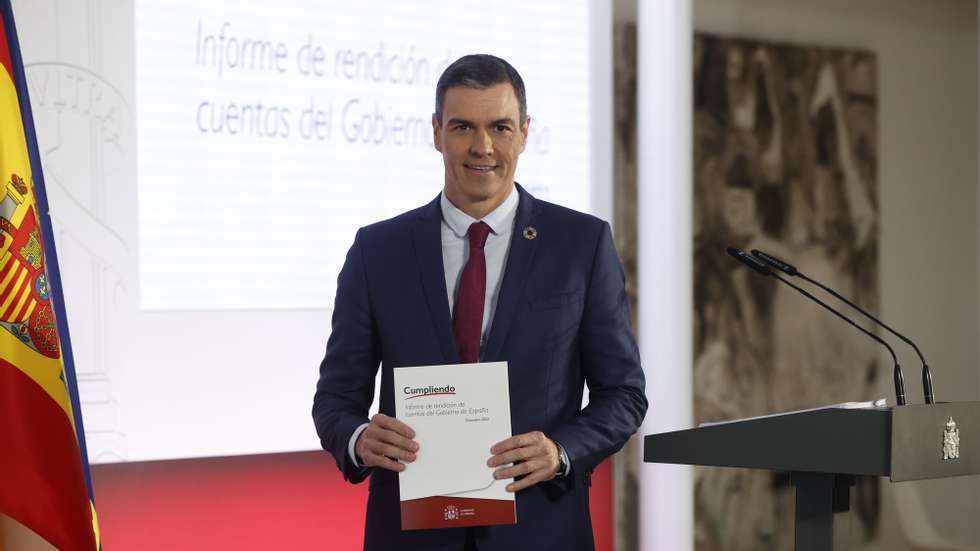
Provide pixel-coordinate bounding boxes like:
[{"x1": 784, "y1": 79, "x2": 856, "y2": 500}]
[{"x1": 393, "y1": 361, "x2": 516, "y2": 530}]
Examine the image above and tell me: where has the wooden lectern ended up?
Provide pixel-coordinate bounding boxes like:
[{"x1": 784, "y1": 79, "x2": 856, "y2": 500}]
[{"x1": 644, "y1": 401, "x2": 980, "y2": 551}]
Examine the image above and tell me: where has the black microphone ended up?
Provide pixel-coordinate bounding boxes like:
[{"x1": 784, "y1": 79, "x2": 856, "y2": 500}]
[
  {"x1": 751, "y1": 248, "x2": 934, "y2": 405},
  {"x1": 726, "y1": 247, "x2": 907, "y2": 406}
]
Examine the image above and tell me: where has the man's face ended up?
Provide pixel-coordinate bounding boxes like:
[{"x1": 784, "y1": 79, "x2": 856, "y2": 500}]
[{"x1": 433, "y1": 83, "x2": 529, "y2": 211}]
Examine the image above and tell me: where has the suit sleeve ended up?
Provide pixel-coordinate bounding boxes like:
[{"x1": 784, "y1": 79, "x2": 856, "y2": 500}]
[
  {"x1": 548, "y1": 221, "x2": 648, "y2": 478},
  {"x1": 312, "y1": 229, "x2": 380, "y2": 483}
]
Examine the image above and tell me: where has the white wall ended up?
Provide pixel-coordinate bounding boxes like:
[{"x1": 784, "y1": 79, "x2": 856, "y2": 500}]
[
  {"x1": 636, "y1": 3, "x2": 694, "y2": 551},
  {"x1": 691, "y1": 0, "x2": 980, "y2": 547}
]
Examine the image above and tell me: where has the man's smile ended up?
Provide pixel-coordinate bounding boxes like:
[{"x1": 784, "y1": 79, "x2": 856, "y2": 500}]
[{"x1": 464, "y1": 163, "x2": 498, "y2": 174}]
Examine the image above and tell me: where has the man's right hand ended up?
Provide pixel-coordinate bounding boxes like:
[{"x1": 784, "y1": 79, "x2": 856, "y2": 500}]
[{"x1": 355, "y1": 413, "x2": 419, "y2": 472}]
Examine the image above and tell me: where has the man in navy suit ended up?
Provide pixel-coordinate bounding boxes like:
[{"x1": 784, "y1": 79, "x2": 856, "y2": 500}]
[{"x1": 313, "y1": 54, "x2": 647, "y2": 551}]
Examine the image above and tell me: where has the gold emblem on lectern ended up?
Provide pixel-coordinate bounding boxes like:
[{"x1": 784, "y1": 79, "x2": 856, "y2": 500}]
[{"x1": 942, "y1": 417, "x2": 960, "y2": 461}]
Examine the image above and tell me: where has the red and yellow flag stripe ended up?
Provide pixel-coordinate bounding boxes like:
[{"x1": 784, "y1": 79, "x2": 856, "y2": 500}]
[{"x1": 0, "y1": 3, "x2": 98, "y2": 550}]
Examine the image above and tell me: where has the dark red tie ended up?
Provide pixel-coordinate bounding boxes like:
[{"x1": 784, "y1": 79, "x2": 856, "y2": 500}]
[{"x1": 453, "y1": 221, "x2": 491, "y2": 363}]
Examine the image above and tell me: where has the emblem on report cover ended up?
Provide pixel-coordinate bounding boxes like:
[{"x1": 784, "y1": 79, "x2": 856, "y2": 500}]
[{"x1": 942, "y1": 417, "x2": 960, "y2": 461}]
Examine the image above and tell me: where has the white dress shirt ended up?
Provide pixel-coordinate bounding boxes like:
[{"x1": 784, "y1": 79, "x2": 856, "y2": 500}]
[{"x1": 439, "y1": 186, "x2": 519, "y2": 346}]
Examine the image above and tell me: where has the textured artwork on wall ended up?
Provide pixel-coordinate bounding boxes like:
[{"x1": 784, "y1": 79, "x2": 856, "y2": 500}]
[{"x1": 692, "y1": 33, "x2": 880, "y2": 550}]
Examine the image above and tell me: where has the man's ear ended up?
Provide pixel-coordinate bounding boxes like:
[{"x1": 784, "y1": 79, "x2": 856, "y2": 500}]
[
  {"x1": 432, "y1": 113, "x2": 443, "y2": 153},
  {"x1": 519, "y1": 116, "x2": 531, "y2": 154}
]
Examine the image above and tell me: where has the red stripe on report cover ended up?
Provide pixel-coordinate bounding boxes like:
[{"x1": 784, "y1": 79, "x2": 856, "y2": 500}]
[
  {"x1": 93, "y1": 453, "x2": 613, "y2": 550},
  {"x1": 0, "y1": 360, "x2": 95, "y2": 551},
  {"x1": 401, "y1": 496, "x2": 515, "y2": 530}
]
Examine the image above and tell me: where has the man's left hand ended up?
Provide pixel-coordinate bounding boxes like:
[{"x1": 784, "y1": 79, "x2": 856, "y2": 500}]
[{"x1": 488, "y1": 431, "x2": 560, "y2": 492}]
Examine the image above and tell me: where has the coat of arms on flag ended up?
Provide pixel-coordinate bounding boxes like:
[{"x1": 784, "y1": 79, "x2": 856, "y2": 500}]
[{"x1": 1, "y1": 172, "x2": 60, "y2": 358}]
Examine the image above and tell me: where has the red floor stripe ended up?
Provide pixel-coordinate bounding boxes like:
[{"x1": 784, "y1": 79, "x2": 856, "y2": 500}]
[{"x1": 92, "y1": 451, "x2": 613, "y2": 550}]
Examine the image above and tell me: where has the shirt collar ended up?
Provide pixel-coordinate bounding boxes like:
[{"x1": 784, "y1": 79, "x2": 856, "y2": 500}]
[{"x1": 440, "y1": 185, "x2": 519, "y2": 238}]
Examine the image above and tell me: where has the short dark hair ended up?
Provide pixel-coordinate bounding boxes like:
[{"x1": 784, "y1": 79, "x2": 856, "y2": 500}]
[{"x1": 434, "y1": 54, "x2": 527, "y2": 128}]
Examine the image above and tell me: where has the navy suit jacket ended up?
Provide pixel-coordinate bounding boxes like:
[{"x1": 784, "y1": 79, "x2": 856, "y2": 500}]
[{"x1": 312, "y1": 185, "x2": 647, "y2": 551}]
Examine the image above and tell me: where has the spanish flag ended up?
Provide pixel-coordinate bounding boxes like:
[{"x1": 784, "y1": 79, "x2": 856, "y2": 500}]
[{"x1": 0, "y1": 3, "x2": 99, "y2": 550}]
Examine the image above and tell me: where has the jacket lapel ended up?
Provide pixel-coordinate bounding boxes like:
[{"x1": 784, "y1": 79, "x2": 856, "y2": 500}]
[
  {"x1": 483, "y1": 185, "x2": 539, "y2": 361},
  {"x1": 412, "y1": 195, "x2": 459, "y2": 364}
]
